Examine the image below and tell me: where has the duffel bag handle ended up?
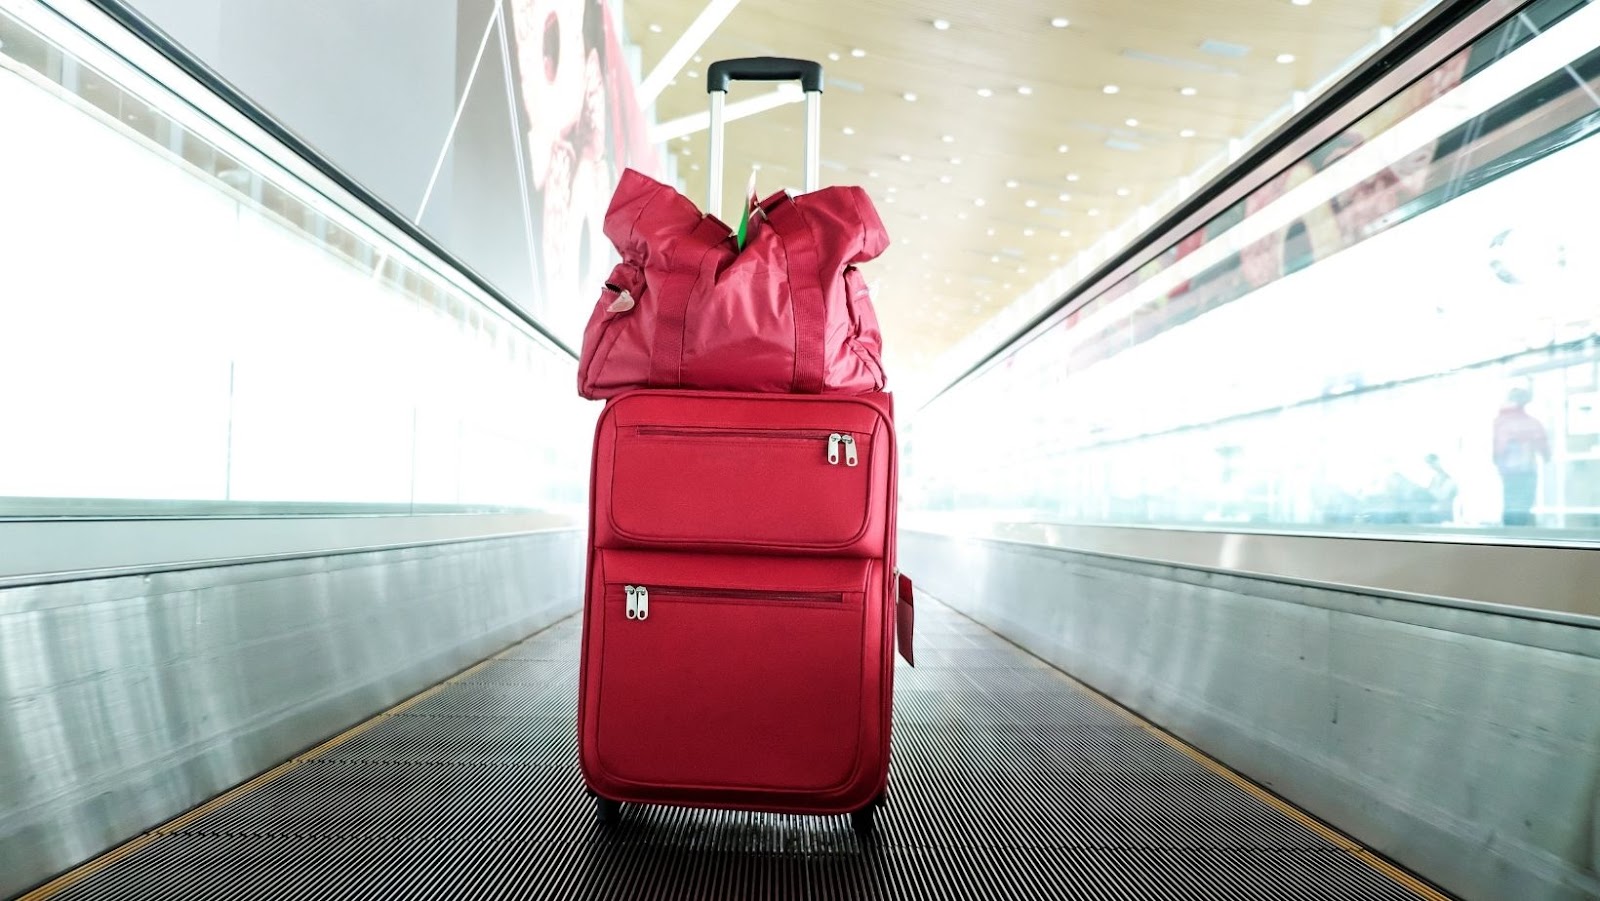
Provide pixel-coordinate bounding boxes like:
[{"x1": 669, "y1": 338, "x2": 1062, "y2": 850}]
[
  {"x1": 761, "y1": 195, "x2": 827, "y2": 394},
  {"x1": 645, "y1": 195, "x2": 830, "y2": 395}
]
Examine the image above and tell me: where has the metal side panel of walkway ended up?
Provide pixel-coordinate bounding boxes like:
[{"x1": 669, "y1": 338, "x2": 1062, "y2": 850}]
[{"x1": 24, "y1": 598, "x2": 1445, "y2": 901}]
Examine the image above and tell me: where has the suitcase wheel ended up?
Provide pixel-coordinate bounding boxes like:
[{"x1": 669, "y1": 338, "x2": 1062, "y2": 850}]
[
  {"x1": 595, "y1": 796, "x2": 623, "y2": 826},
  {"x1": 849, "y1": 793, "x2": 885, "y2": 837}
]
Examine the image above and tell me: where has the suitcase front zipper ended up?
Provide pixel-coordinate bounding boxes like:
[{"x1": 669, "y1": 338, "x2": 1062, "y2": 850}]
[
  {"x1": 621, "y1": 584, "x2": 847, "y2": 621},
  {"x1": 634, "y1": 427, "x2": 858, "y2": 467}
]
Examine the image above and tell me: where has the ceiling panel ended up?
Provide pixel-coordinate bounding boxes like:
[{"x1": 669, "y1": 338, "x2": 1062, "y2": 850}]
[{"x1": 623, "y1": 0, "x2": 1435, "y2": 378}]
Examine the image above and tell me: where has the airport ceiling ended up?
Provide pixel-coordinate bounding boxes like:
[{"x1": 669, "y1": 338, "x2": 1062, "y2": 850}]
[{"x1": 623, "y1": 0, "x2": 1433, "y2": 383}]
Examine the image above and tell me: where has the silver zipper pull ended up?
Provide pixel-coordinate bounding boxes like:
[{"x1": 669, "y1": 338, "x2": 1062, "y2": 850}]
[
  {"x1": 842, "y1": 434, "x2": 859, "y2": 467},
  {"x1": 827, "y1": 433, "x2": 842, "y2": 465},
  {"x1": 636, "y1": 586, "x2": 649, "y2": 621},
  {"x1": 625, "y1": 585, "x2": 638, "y2": 620}
]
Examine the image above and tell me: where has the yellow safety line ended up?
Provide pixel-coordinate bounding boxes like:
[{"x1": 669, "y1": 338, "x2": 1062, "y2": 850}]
[
  {"x1": 20, "y1": 644, "x2": 521, "y2": 900},
  {"x1": 989, "y1": 633, "x2": 1451, "y2": 899},
  {"x1": 1091, "y1": 699, "x2": 1448, "y2": 899}
]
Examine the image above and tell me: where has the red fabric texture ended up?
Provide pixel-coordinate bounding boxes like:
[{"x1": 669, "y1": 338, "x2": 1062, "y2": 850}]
[{"x1": 578, "y1": 169, "x2": 890, "y2": 399}]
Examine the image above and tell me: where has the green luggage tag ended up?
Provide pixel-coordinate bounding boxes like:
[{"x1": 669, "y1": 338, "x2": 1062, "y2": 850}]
[{"x1": 736, "y1": 167, "x2": 758, "y2": 249}]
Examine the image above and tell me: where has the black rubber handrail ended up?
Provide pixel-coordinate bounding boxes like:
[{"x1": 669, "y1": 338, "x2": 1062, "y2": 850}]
[
  {"x1": 79, "y1": 0, "x2": 578, "y2": 359},
  {"x1": 923, "y1": 0, "x2": 1535, "y2": 409}
]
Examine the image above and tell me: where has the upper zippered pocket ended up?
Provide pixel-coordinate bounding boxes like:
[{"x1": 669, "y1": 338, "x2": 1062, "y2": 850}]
[
  {"x1": 633, "y1": 426, "x2": 860, "y2": 467},
  {"x1": 601, "y1": 402, "x2": 887, "y2": 555}
]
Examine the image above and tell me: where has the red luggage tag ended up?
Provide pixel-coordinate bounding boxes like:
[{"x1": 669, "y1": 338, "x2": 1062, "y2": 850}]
[{"x1": 896, "y1": 572, "x2": 915, "y2": 667}]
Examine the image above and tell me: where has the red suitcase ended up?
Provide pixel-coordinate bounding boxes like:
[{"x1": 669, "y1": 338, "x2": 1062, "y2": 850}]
[
  {"x1": 576, "y1": 58, "x2": 912, "y2": 833},
  {"x1": 578, "y1": 390, "x2": 908, "y2": 830}
]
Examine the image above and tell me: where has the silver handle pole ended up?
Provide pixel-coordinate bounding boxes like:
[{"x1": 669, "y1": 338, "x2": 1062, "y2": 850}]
[
  {"x1": 803, "y1": 91, "x2": 820, "y2": 194},
  {"x1": 708, "y1": 91, "x2": 726, "y2": 220}
]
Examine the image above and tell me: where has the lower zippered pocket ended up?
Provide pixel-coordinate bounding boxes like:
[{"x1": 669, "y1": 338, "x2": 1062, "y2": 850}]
[
  {"x1": 614, "y1": 583, "x2": 846, "y2": 620},
  {"x1": 587, "y1": 552, "x2": 874, "y2": 793}
]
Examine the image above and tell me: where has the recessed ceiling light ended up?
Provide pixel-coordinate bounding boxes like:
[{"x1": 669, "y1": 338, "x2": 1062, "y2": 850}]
[
  {"x1": 1057, "y1": 144, "x2": 1069, "y2": 153},
  {"x1": 885, "y1": 196, "x2": 896, "y2": 203},
  {"x1": 649, "y1": 23, "x2": 662, "y2": 33},
  {"x1": 694, "y1": 55, "x2": 703, "y2": 63},
  {"x1": 686, "y1": 70, "x2": 699, "y2": 78},
  {"x1": 1024, "y1": 199, "x2": 1038, "y2": 208},
  {"x1": 1005, "y1": 179, "x2": 1019, "y2": 188},
  {"x1": 1017, "y1": 85, "x2": 1033, "y2": 96},
  {"x1": 886, "y1": 185, "x2": 898, "y2": 193},
  {"x1": 1179, "y1": 128, "x2": 1197, "y2": 138},
  {"x1": 933, "y1": 18, "x2": 951, "y2": 29},
  {"x1": 957, "y1": 212, "x2": 968, "y2": 220},
  {"x1": 669, "y1": 80, "x2": 678, "y2": 87},
  {"x1": 1125, "y1": 118, "x2": 1139, "y2": 127},
  {"x1": 828, "y1": 52, "x2": 840, "y2": 61},
  {"x1": 1023, "y1": 228, "x2": 1036, "y2": 236},
  {"x1": 903, "y1": 92, "x2": 918, "y2": 102},
  {"x1": 679, "y1": 147, "x2": 691, "y2": 156},
  {"x1": 1180, "y1": 86, "x2": 1197, "y2": 96},
  {"x1": 899, "y1": 153, "x2": 912, "y2": 162},
  {"x1": 1116, "y1": 187, "x2": 1131, "y2": 197},
  {"x1": 939, "y1": 174, "x2": 953, "y2": 184},
  {"x1": 919, "y1": 215, "x2": 930, "y2": 222},
  {"x1": 1003, "y1": 282, "x2": 1013, "y2": 289},
  {"x1": 986, "y1": 228, "x2": 997, "y2": 237},
  {"x1": 974, "y1": 198, "x2": 986, "y2": 207},
  {"x1": 942, "y1": 134, "x2": 955, "y2": 143},
  {"x1": 976, "y1": 88, "x2": 994, "y2": 98},
  {"x1": 990, "y1": 255, "x2": 1000, "y2": 263},
  {"x1": 690, "y1": 164, "x2": 701, "y2": 171},
  {"x1": 750, "y1": 162, "x2": 761, "y2": 169},
  {"x1": 868, "y1": 170, "x2": 881, "y2": 177},
  {"x1": 1102, "y1": 84, "x2": 1119, "y2": 94},
  {"x1": 1291, "y1": 0, "x2": 1311, "y2": 5},
  {"x1": 1051, "y1": 16, "x2": 1070, "y2": 27},
  {"x1": 851, "y1": 48, "x2": 867, "y2": 57},
  {"x1": 950, "y1": 156, "x2": 962, "y2": 165},
  {"x1": 1017, "y1": 266, "x2": 1027, "y2": 274},
  {"x1": 842, "y1": 126, "x2": 856, "y2": 135},
  {"x1": 1066, "y1": 173, "x2": 1080, "y2": 182},
  {"x1": 1276, "y1": 53, "x2": 1296, "y2": 63},
  {"x1": 1088, "y1": 208, "x2": 1100, "y2": 216},
  {"x1": 1058, "y1": 230, "x2": 1071, "y2": 238},
  {"x1": 1058, "y1": 192, "x2": 1072, "y2": 201}
]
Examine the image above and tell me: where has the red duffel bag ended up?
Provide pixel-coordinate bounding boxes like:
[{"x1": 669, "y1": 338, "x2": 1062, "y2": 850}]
[{"x1": 577, "y1": 168, "x2": 891, "y2": 399}]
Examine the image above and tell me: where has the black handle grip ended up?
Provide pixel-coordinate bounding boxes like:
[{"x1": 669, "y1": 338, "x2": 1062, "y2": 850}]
[{"x1": 706, "y1": 57, "x2": 824, "y2": 94}]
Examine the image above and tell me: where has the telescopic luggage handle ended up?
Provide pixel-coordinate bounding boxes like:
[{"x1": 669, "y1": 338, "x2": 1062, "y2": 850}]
[{"x1": 705, "y1": 57, "x2": 824, "y2": 221}]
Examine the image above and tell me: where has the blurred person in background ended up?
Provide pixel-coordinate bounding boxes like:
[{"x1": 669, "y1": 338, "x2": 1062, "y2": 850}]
[{"x1": 1493, "y1": 387, "x2": 1550, "y2": 526}]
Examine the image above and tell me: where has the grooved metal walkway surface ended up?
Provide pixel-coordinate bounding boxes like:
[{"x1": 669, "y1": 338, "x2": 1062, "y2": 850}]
[{"x1": 45, "y1": 598, "x2": 1435, "y2": 901}]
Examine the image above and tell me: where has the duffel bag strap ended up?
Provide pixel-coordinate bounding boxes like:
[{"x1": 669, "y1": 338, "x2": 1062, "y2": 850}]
[
  {"x1": 648, "y1": 216, "x2": 733, "y2": 388},
  {"x1": 761, "y1": 195, "x2": 827, "y2": 394}
]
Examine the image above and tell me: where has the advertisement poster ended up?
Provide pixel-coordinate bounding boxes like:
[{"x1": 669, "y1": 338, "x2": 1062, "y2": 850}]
[{"x1": 501, "y1": 0, "x2": 659, "y2": 339}]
